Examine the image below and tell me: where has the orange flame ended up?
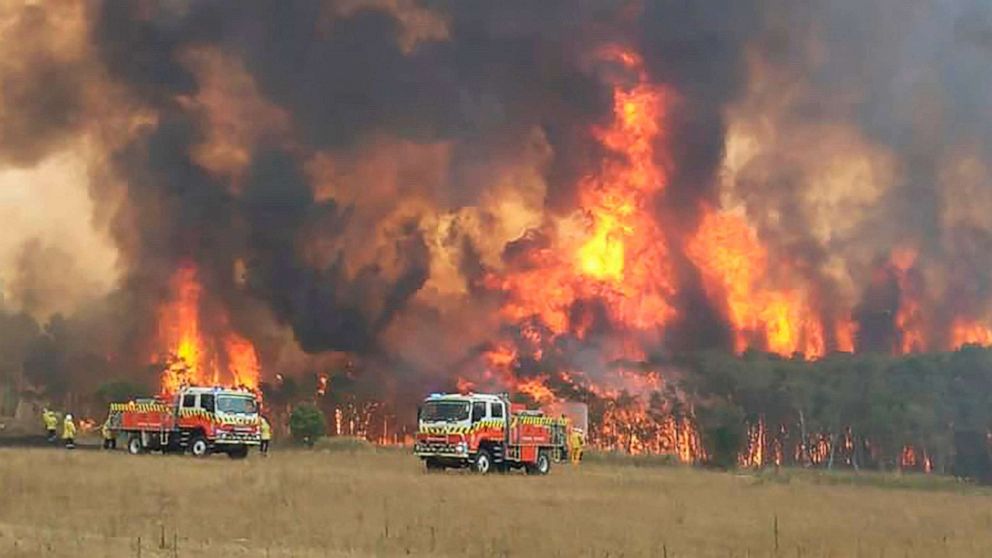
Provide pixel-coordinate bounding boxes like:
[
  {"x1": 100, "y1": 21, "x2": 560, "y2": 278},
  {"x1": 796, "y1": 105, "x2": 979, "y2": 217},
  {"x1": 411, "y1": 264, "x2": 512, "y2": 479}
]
[
  {"x1": 516, "y1": 377, "x2": 556, "y2": 405},
  {"x1": 474, "y1": 47, "x2": 700, "y2": 460},
  {"x1": 488, "y1": 46, "x2": 676, "y2": 340},
  {"x1": 156, "y1": 263, "x2": 261, "y2": 395},
  {"x1": 575, "y1": 48, "x2": 676, "y2": 332},
  {"x1": 687, "y1": 209, "x2": 826, "y2": 358},
  {"x1": 835, "y1": 320, "x2": 857, "y2": 353},
  {"x1": 78, "y1": 418, "x2": 98, "y2": 433},
  {"x1": 889, "y1": 247, "x2": 926, "y2": 354},
  {"x1": 950, "y1": 318, "x2": 992, "y2": 349}
]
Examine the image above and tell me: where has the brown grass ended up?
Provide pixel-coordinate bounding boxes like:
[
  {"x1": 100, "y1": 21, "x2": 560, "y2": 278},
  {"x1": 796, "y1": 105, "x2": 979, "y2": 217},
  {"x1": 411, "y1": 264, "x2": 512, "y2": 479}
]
[{"x1": 2, "y1": 445, "x2": 992, "y2": 557}]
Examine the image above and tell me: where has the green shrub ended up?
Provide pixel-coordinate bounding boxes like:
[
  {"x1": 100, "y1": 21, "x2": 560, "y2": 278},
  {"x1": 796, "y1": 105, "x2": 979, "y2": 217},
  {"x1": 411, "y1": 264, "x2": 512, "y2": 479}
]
[
  {"x1": 289, "y1": 404, "x2": 326, "y2": 446},
  {"x1": 695, "y1": 402, "x2": 745, "y2": 470}
]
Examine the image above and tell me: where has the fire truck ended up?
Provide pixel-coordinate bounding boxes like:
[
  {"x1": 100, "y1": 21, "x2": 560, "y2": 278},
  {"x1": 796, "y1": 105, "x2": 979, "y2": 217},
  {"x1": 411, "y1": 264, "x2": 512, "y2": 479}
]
[
  {"x1": 413, "y1": 392, "x2": 570, "y2": 474},
  {"x1": 107, "y1": 386, "x2": 261, "y2": 458}
]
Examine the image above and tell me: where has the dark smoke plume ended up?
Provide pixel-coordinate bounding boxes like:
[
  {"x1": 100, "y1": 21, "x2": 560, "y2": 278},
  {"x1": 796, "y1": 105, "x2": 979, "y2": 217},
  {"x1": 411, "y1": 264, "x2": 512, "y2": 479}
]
[{"x1": 2, "y1": 0, "x2": 992, "y2": 417}]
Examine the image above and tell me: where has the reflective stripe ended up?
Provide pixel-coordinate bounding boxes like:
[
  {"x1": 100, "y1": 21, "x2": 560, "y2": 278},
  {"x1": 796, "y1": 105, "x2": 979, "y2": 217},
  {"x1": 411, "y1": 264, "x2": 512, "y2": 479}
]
[
  {"x1": 419, "y1": 419, "x2": 507, "y2": 436},
  {"x1": 512, "y1": 415, "x2": 568, "y2": 427},
  {"x1": 109, "y1": 403, "x2": 171, "y2": 413},
  {"x1": 179, "y1": 408, "x2": 260, "y2": 426}
]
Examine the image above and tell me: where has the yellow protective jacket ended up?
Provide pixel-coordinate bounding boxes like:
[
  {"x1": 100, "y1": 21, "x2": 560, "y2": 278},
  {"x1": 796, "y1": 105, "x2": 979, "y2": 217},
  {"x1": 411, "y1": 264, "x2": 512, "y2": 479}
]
[
  {"x1": 62, "y1": 418, "x2": 76, "y2": 439},
  {"x1": 260, "y1": 418, "x2": 272, "y2": 441},
  {"x1": 569, "y1": 430, "x2": 585, "y2": 462},
  {"x1": 43, "y1": 411, "x2": 57, "y2": 430},
  {"x1": 101, "y1": 421, "x2": 113, "y2": 440}
]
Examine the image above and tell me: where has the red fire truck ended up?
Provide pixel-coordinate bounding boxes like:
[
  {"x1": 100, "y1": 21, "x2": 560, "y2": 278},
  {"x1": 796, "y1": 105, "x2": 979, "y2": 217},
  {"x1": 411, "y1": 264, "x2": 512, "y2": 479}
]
[
  {"x1": 107, "y1": 386, "x2": 261, "y2": 458},
  {"x1": 413, "y1": 392, "x2": 569, "y2": 474}
]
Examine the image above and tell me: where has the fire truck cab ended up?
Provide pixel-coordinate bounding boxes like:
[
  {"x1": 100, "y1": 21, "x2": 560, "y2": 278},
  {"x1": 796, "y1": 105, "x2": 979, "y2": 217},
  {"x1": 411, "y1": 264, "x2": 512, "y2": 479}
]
[
  {"x1": 108, "y1": 386, "x2": 261, "y2": 459},
  {"x1": 414, "y1": 392, "x2": 569, "y2": 474}
]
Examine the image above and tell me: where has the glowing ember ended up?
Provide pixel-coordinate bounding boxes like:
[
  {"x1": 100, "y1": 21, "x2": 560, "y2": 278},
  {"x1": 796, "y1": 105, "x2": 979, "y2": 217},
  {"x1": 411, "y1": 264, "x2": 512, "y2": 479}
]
[
  {"x1": 78, "y1": 418, "x2": 98, "y2": 433},
  {"x1": 739, "y1": 417, "x2": 767, "y2": 468},
  {"x1": 898, "y1": 445, "x2": 931, "y2": 473},
  {"x1": 316, "y1": 373, "x2": 329, "y2": 397}
]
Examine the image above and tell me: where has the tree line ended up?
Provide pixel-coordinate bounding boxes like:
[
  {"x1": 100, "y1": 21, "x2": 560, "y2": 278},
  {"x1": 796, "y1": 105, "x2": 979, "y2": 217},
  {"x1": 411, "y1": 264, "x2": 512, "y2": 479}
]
[
  {"x1": 676, "y1": 346, "x2": 992, "y2": 480},
  {"x1": 6, "y1": 306, "x2": 992, "y2": 479}
]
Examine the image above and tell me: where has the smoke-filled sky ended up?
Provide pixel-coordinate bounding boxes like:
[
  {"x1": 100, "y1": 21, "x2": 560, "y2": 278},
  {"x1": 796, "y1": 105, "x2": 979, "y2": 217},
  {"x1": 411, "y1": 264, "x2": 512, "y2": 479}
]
[{"x1": 2, "y1": 0, "x2": 992, "y2": 399}]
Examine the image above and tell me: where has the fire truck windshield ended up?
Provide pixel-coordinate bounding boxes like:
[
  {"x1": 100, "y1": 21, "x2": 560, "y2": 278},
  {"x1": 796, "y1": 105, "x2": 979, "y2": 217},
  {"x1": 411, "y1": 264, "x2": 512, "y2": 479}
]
[
  {"x1": 420, "y1": 400, "x2": 470, "y2": 423},
  {"x1": 216, "y1": 395, "x2": 258, "y2": 414}
]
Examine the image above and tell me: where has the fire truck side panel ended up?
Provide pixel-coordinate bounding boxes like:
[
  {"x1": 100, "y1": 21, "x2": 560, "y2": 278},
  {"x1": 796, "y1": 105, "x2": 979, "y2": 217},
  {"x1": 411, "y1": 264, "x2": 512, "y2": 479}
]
[
  {"x1": 514, "y1": 422, "x2": 549, "y2": 445},
  {"x1": 114, "y1": 403, "x2": 174, "y2": 431},
  {"x1": 470, "y1": 423, "x2": 505, "y2": 453},
  {"x1": 518, "y1": 444, "x2": 538, "y2": 463}
]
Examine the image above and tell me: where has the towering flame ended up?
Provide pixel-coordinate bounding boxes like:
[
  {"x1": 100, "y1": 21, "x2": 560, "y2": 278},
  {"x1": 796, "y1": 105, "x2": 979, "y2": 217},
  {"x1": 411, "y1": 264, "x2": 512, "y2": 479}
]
[
  {"x1": 888, "y1": 247, "x2": 927, "y2": 354},
  {"x1": 489, "y1": 47, "x2": 676, "y2": 342},
  {"x1": 156, "y1": 263, "x2": 260, "y2": 395},
  {"x1": 574, "y1": 48, "x2": 676, "y2": 332},
  {"x1": 475, "y1": 47, "x2": 701, "y2": 462},
  {"x1": 687, "y1": 209, "x2": 826, "y2": 358}
]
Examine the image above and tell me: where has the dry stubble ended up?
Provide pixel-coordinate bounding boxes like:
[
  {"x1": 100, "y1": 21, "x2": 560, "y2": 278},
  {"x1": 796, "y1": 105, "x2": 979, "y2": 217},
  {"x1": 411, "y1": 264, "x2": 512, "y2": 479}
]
[{"x1": 1, "y1": 447, "x2": 992, "y2": 557}]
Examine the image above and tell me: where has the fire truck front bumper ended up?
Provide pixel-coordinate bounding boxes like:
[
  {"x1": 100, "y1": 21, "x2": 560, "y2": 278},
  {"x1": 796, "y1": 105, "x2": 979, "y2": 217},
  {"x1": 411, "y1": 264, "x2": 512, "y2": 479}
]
[
  {"x1": 414, "y1": 439, "x2": 469, "y2": 458},
  {"x1": 213, "y1": 429, "x2": 261, "y2": 445}
]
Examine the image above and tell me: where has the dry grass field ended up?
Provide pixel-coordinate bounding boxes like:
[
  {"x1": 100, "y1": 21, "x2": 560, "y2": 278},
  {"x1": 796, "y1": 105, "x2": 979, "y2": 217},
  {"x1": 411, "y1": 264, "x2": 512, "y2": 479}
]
[{"x1": 2, "y1": 443, "x2": 992, "y2": 557}]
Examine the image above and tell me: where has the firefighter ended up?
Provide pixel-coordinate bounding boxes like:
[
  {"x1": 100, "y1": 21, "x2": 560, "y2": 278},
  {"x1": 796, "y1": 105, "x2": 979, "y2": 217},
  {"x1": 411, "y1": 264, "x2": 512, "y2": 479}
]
[
  {"x1": 42, "y1": 408, "x2": 58, "y2": 442},
  {"x1": 101, "y1": 418, "x2": 116, "y2": 450},
  {"x1": 569, "y1": 428, "x2": 584, "y2": 464},
  {"x1": 259, "y1": 415, "x2": 272, "y2": 456},
  {"x1": 62, "y1": 414, "x2": 76, "y2": 449}
]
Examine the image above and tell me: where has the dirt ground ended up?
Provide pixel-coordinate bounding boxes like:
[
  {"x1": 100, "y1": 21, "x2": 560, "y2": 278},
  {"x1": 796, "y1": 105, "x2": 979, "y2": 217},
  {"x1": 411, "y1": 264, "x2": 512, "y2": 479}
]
[{"x1": 2, "y1": 444, "x2": 992, "y2": 557}]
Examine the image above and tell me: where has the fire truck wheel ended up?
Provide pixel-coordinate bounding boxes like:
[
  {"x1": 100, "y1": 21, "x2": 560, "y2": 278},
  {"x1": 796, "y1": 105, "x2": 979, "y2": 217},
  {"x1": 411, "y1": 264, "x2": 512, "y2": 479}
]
[
  {"x1": 190, "y1": 436, "x2": 210, "y2": 458},
  {"x1": 227, "y1": 446, "x2": 248, "y2": 459},
  {"x1": 473, "y1": 449, "x2": 493, "y2": 474},
  {"x1": 127, "y1": 435, "x2": 143, "y2": 455},
  {"x1": 537, "y1": 450, "x2": 552, "y2": 474},
  {"x1": 527, "y1": 450, "x2": 551, "y2": 475}
]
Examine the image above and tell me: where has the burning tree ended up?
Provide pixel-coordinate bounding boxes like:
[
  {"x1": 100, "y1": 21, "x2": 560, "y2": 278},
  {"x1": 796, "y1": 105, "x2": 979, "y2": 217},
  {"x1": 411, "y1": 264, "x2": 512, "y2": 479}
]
[{"x1": 6, "y1": 0, "x2": 992, "y2": 475}]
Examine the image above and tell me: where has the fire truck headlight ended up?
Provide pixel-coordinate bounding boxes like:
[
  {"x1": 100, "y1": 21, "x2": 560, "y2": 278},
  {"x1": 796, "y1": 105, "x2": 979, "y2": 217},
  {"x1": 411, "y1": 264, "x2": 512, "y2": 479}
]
[{"x1": 456, "y1": 442, "x2": 467, "y2": 455}]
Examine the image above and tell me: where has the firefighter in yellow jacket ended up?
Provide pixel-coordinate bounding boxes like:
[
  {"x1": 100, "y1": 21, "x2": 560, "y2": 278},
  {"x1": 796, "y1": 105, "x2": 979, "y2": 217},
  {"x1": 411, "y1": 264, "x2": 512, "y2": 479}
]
[
  {"x1": 569, "y1": 428, "x2": 585, "y2": 464},
  {"x1": 42, "y1": 408, "x2": 58, "y2": 442},
  {"x1": 101, "y1": 419, "x2": 116, "y2": 450},
  {"x1": 259, "y1": 415, "x2": 272, "y2": 456},
  {"x1": 62, "y1": 414, "x2": 76, "y2": 449}
]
